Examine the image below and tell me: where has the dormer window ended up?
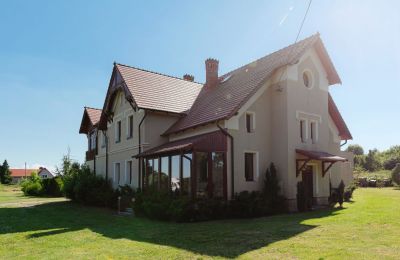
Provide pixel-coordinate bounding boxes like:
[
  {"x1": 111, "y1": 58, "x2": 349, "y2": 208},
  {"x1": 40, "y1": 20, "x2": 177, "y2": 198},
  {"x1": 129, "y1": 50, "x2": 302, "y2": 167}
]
[{"x1": 246, "y1": 112, "x2": 255, "y2": 133}]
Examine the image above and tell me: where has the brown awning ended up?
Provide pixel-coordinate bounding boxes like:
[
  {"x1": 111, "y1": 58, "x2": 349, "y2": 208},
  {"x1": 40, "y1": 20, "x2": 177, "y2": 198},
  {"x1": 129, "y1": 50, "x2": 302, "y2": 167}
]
[
  {"x1": 295, "y1": 149, "x2": 347, "y2": 177},
  {"x1": 296, "y1": 149, "x2": 347, "y2": 162},
  {"x1": 135, "y1": 130, "x2": 227, "y2": 158}
]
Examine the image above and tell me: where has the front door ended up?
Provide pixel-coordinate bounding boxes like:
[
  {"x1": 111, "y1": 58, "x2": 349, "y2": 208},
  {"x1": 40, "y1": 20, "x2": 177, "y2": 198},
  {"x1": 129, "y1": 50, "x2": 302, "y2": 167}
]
[{"x1": 302, "y1": 166, "x2": 314, "y2": 210}]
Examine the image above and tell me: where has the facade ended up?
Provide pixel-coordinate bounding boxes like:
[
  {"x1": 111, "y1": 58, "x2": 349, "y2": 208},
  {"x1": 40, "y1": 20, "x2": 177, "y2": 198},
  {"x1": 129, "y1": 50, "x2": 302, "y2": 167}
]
[{"x1": 80, "y1": 33, "x2": 353, "y2": 211}]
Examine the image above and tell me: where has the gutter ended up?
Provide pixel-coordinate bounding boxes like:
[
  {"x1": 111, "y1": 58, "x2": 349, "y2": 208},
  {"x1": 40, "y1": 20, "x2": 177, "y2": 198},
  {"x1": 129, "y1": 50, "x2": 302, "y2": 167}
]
[
  {"x1": 217, "y1": 123, "x2": 235, "y2": 199},
  {"x1": 340, "y1": 139, "x2": 348, "y2": 147}
]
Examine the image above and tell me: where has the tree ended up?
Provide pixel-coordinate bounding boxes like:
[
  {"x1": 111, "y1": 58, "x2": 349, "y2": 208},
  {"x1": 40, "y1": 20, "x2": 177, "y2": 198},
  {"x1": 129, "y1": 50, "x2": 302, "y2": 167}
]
[
  {"x1": 346, "y1": 144, "x2": 364, "y2": 156},
  {"x1": 364, "y1": 149, "x2": 381, "y2": 172},
  {"x1": 0, "y1": 160, "x2": 12, "y2": 184},
  {"x1": 392, "y1": 163, "x2": 400, "y2": 185}
]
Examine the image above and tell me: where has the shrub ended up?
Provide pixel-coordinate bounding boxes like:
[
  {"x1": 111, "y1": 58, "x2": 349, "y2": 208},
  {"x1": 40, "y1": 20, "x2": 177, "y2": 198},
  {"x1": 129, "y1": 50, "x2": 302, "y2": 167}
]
[
  {"x1": 344, "y1": 181, "x2": 357, "y2": 202},
  {"x1": 21, "y1": 181, "x2": 43, "y2": 196},
  {"x1": 337, "y1": 181, "x2": 345, "y2": 207},
  {"x1": 41, "y1": 177, "x2": 64, "y2": 197},
  {"x1": 262, "y1": 163, "x2": 286, "y2": 214},
  {"x1": 297, "y1": 181, "x2": 310, "y2": 212},
  {"x1": 62, "y1": 165, "x2": 117, "y2": 207},
  {"x1": 383, "y1": 157, "x2": 400, "y2": 170},
  {"x1": 391, "y1": 163, "x2": 400, "y2": 185}
]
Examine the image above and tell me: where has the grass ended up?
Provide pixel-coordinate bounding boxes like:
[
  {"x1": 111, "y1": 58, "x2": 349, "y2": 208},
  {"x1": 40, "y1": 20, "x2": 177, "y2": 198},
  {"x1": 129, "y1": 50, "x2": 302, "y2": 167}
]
[
  {"x1": 354, "y1": 169, "x2": 392, "y2": 179},
  {"x1": 0, "y1": 187, "x2": 400, "y2": 259}
]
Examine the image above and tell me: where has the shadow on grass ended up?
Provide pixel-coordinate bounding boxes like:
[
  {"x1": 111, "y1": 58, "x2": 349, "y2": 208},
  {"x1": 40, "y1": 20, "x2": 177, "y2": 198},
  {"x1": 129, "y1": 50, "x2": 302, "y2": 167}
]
[{"x1": 0, "y1": 201, "x2": 343, "y2": 258}]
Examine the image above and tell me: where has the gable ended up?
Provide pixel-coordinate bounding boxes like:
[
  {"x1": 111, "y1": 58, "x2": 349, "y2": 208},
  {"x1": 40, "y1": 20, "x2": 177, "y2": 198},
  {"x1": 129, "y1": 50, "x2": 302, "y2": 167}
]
[{"x1": 99, "y1": 63, "x2": 202, "y2": 130}]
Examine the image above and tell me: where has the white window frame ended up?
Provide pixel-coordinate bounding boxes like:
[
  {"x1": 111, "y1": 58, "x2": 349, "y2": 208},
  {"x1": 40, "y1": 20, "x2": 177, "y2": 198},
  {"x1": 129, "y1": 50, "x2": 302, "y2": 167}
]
[
  {"x1": 243, "y1": 150, "x2": 259, "y2": 182},
  {"x1": 302, "y1": 69, "x2": 314, "y2": 89},
  {"x1": 245, "y1": 111, "x2": 256, "y2": 133},
  {"x1": 114, "y1": 162, "x2": 121, "y2": 184},
  {"x1": 126, "y1": 114, "x2": 134, "y2": 139},
  {"x1": 125, "y1": 160, "x2": 133, "y2": 185},
  {"x1": 115, "y1": 119, "x2": 122, "y2": 143}
]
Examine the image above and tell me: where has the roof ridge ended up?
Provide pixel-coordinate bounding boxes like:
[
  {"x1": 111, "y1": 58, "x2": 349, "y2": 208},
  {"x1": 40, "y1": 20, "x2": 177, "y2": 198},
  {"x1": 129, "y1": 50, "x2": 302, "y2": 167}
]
[
  {"x1": 84, "y1": 106, "x2": 102, "y2": 111},
  {"x1": 115, "y1": 62, "x2": 204, "y2": 85},
  {"x1": 221, "y1": 33, "x2": 320, "y2": 78}
]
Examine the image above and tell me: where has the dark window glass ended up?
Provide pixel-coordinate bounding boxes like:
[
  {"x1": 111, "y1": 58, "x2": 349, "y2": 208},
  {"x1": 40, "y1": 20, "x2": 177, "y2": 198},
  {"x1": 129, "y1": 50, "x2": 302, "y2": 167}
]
[
  {"x1": 212, "y1": 152, "x2": 224, "y2": 198},
  {"x1": 245, "y1": 153, "x2": 254, "y2": 181},
  {"x1": 196, "y1": 152, "x2": 208, "y2": 198},
  {"x1": 246, "y1": 114, "x2": 252, "y2": 133},
  {"x1": 160, "y1": 157, "x2": 169, "y2": 191},
  {"x1": 128, "y1": 116, "x2": 133, "y2": 138},
  {"x1": 128, "y1": 161, "x2": 132, "y2": 184}
]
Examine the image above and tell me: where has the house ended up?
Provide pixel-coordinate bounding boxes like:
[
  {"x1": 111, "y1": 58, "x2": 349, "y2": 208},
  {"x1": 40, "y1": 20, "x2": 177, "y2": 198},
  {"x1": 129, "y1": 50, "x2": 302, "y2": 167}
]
[
  {"x1": 79, "y1": 33, "x2": 353, "y2": 211},
  {"x1": 37, "y1": 167, "x2": 57, "y2": 179},
  {"x1": 10, "y1": 169, "x2": 37, "y2": 183}
]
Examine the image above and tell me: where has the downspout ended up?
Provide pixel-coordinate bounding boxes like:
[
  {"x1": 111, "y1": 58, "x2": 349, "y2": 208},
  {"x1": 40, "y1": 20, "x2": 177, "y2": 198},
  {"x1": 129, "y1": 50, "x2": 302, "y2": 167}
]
[
  {"x1": 138, "y1": 110, "x2": 147, "y2": 189},
  {"x1": 340, "y1": 139, "x2": 348, "y2": 147},
  {"x1": 217, "y1": 123, "x2": 235, "y2": 199},
  {"x1": 94, "y1": 129, "x2": 97, "y2": 175}
]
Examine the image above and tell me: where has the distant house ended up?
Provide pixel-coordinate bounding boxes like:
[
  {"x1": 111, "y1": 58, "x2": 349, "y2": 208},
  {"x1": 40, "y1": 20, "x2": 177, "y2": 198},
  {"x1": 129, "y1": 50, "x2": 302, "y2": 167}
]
[
  {"x1": 79, "y1": 33, "x2": 353, "y2": 211},
  {"x1": 37, "y1": 167, "x2": 57, "y2": 179},
  {"x1": 10, "y1": 169, "x2": 37, "y2": 183},
  {"x1": 10, "y1": 167, "x2": 56, "y2": 183}
]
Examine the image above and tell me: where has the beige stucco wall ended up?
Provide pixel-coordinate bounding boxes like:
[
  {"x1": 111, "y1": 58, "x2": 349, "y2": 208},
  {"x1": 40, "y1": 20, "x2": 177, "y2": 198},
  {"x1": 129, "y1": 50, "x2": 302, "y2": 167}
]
[{"x1": 89, "y1": 90, "x2": 179, "y2": 189}]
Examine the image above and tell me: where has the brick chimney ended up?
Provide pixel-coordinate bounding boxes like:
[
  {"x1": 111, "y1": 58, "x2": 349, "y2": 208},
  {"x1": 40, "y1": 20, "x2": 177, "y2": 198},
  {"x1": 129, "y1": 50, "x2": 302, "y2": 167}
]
[
  {"x1": 205, "y1": 58, "x2": 219, "y2": 89},
  {"x1": 183, "y1": 74, "x2": 194, "y2": 82}
]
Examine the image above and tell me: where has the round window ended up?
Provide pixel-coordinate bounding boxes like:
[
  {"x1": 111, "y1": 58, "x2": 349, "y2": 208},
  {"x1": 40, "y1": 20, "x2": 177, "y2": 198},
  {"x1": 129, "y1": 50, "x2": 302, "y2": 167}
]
[{"x1": 303, "y1": 71, "x2": 313, "y2": 88}]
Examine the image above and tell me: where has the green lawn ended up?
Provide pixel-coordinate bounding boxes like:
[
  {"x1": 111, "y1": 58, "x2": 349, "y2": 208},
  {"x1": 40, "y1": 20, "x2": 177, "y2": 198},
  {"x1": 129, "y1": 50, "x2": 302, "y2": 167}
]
[{"x1": 0, "y1": 186, "x2": 400, "y2": 259}]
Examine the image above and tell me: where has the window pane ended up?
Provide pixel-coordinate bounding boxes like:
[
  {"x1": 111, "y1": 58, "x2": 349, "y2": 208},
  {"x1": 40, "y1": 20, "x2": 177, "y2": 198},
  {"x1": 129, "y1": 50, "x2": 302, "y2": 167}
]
[
  {"x1": 196, "y1": 152, "x2": 208, "y2": 198},
  {"x1": 154, "y1": 158, "x2": 159, "y2": 189},
  {"x1": 160, "y1": 157, "x2": 169, "y2": 191},
  {"x1": 171, "y1": 156, "x2": 180, "y2": 193},
  {"x1": 129, "y1": 116, "x2": 133, "y2": 137},
  {"x1": 246, "y1": 114, "x2": 251, "y2": 132},
  {"x1": 212, "y1": 152, "x2": 224, "y2": 198},
  {"x1": 148, "y1": 159, "x2": 154, "y2": 187},
  {"x1": 182, "y1": 154, "x2": 192, "y2": 195},
  {"x1": 245, "y1": 153, "x2": 254, "y2": 181}
]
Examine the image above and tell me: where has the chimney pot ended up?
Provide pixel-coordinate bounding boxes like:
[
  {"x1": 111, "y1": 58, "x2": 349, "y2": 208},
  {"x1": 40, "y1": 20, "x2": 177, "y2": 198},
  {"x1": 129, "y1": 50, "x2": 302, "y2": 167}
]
[
  {"x1": 205, "y1": 58, "x2": 219, "y2": 89},
  {"x1": 183, "y1": 74, "x2": 194, "y2": 82}
]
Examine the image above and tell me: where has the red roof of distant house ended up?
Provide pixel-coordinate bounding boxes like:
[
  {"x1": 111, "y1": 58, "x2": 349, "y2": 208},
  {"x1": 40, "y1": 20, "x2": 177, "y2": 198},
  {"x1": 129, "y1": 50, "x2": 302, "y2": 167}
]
[{"x1": 10, "y1": 169, "x2": 37, "y2": 177}]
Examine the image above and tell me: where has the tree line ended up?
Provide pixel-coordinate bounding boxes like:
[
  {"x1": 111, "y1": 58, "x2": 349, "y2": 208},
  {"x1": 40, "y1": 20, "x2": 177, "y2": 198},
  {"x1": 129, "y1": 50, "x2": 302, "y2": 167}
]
[{"x1": 346, "y1": 145, "x2": 400, "y2": 172}]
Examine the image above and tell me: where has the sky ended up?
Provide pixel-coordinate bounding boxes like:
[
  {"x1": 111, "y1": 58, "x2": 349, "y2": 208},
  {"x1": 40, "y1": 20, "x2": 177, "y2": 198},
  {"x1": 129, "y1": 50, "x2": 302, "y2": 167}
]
[{"x1": 0, "y1": 0, "x2": 399, "y2": 170}]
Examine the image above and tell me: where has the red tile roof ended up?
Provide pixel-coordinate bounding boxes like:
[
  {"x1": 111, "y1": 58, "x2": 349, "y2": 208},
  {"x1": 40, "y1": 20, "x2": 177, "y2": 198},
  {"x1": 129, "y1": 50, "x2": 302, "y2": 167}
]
[
  {"x1": 79, "y1": 107, "x2": 102, "y2": 134},
  {"x1": 328, "y1": 94, "x2": 353, "y2": 140},
  {"x1": 85, "y1": 107, "x2": 102, "y2": 125},
  {"x1": 164, "y1": 33, "x2": 341, "y2": 135},
  {"x1": 116, "y1": 64, "x2": 203, "y2": 114},
  {"x1": 10, "y1": 169, "x2": 37, "y2": 177}
]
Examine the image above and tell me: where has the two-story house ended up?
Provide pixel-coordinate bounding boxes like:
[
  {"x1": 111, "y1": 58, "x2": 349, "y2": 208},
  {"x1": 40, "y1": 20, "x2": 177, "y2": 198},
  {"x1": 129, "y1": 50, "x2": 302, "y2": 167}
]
[{"x1": 79, "y1": 33, "x2": 353, "y2": 211}]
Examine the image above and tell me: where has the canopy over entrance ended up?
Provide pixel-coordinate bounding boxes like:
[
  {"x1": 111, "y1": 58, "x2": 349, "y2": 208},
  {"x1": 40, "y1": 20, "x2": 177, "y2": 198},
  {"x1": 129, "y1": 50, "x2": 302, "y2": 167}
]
[
  {"x1": 136, "y1": 131, "x2": 227, "y2": 158},
  {"x1": 295, "y1": 149, "x2": 347, "y2": 177}
]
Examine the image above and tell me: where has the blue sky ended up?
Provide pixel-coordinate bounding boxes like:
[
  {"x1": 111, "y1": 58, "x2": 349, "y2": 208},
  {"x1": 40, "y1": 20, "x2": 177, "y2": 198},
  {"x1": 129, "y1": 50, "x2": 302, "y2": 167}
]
[{"x1": 0, "y1": 0, "x2": 399, "y2": 169}]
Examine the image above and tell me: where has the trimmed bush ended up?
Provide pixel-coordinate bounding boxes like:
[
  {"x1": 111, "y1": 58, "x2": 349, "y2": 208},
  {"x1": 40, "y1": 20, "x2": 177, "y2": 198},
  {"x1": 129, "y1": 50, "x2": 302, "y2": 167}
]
[
  {"x1": 41, "y1": 177, "x2": 64, "y2": 197},
  {"x1": 344, "y1": 182, "x2": 357, "y2": 202},
  {"x1": 21, "y1": 181, "x2": 43, "y2": 196}
]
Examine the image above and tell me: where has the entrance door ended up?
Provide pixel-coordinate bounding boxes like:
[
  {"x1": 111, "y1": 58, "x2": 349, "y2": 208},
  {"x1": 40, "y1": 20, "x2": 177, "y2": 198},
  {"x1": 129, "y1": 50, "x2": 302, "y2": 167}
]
[{"x1": 302, "y1": 166, "x2": 314, "y2": 210}]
